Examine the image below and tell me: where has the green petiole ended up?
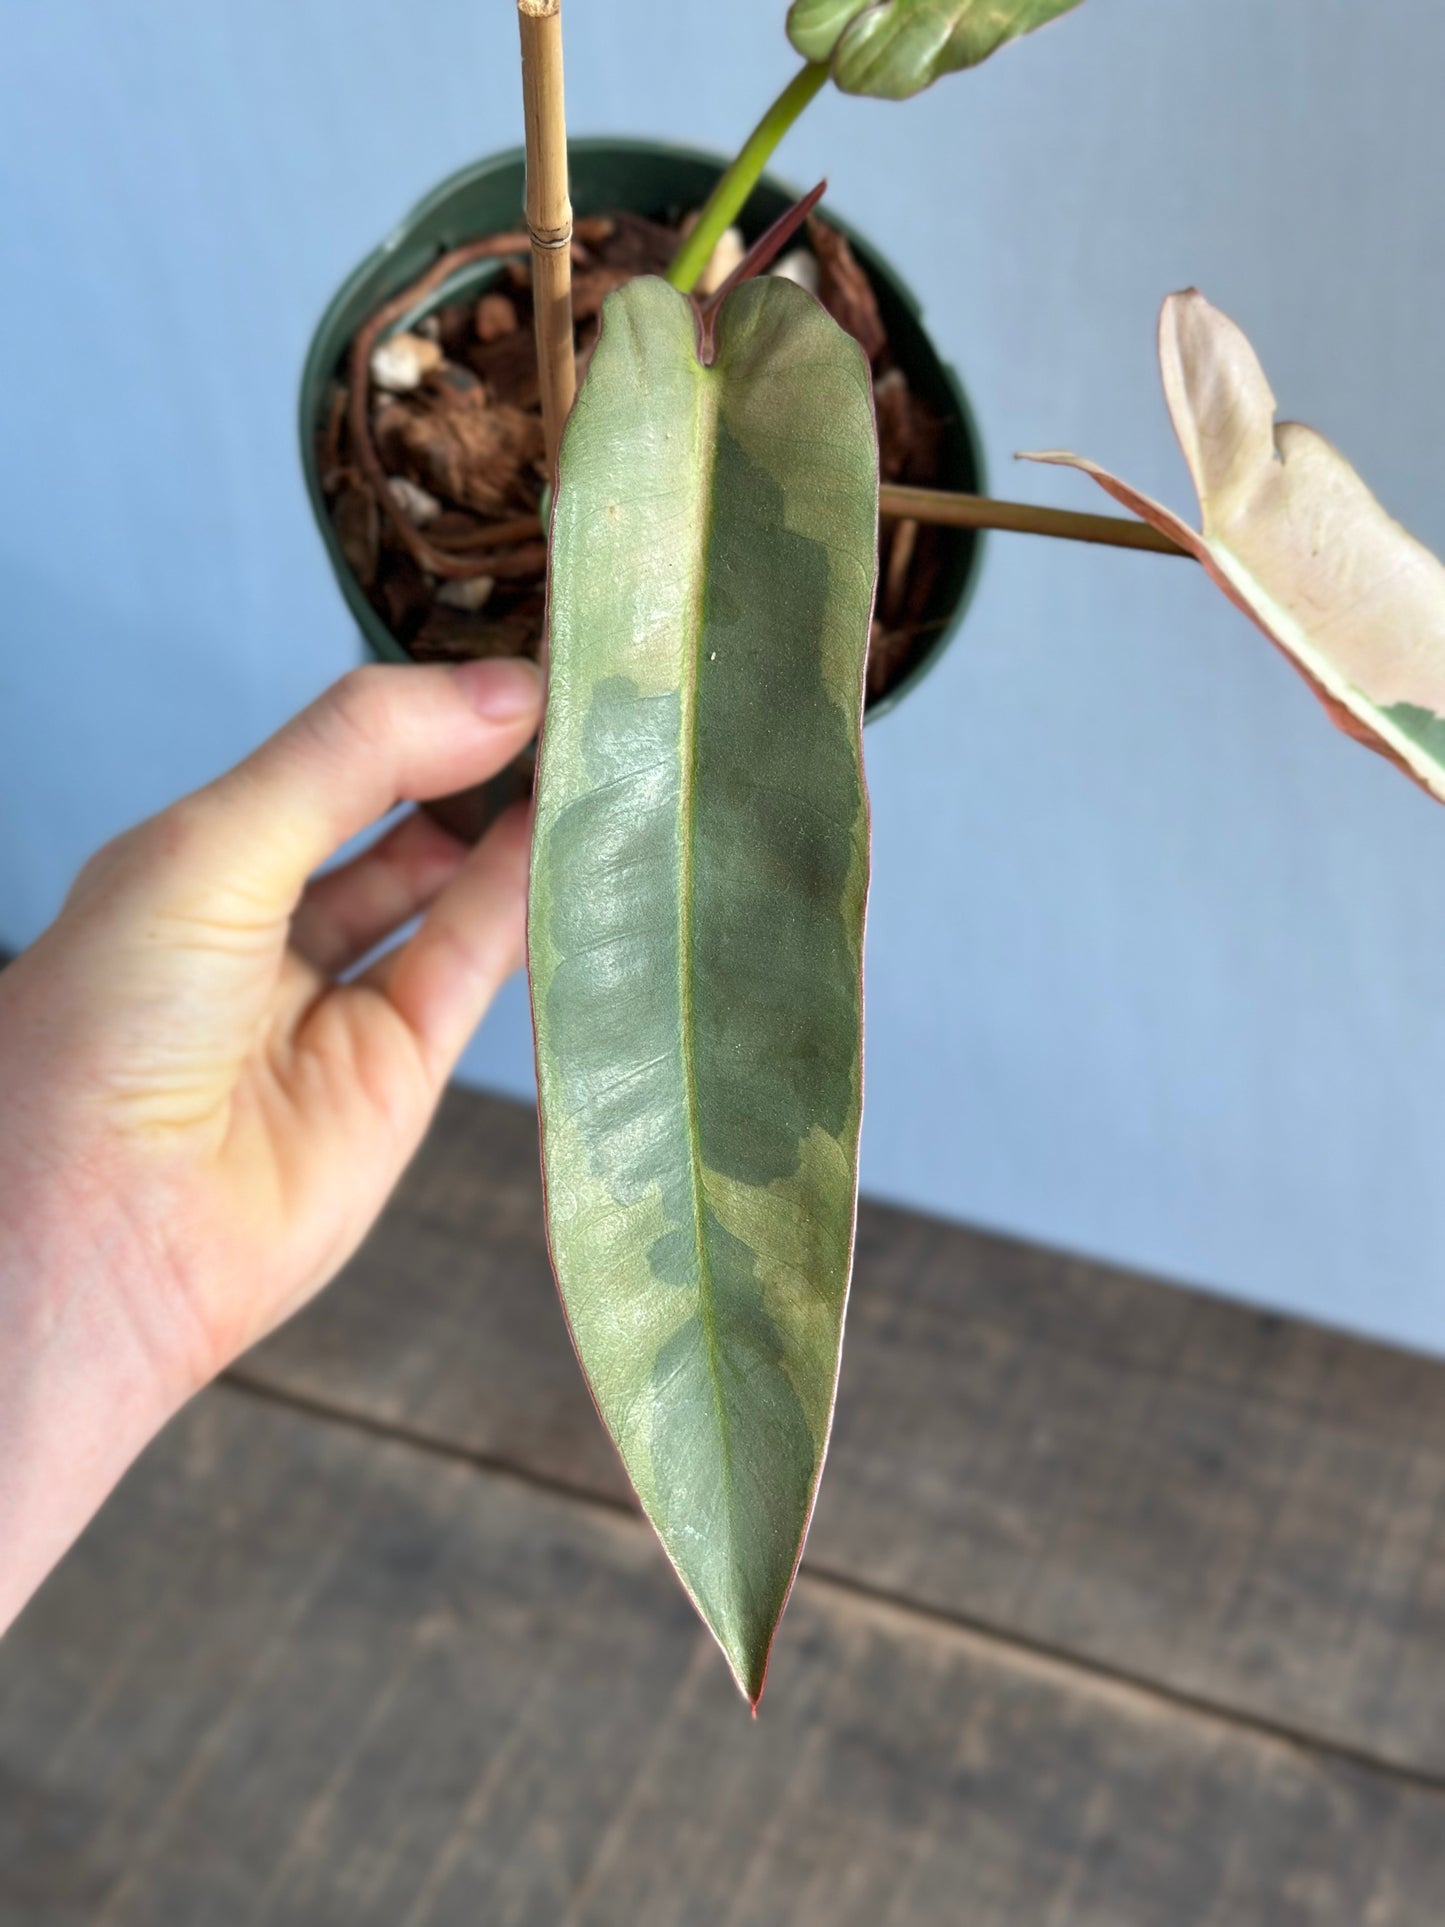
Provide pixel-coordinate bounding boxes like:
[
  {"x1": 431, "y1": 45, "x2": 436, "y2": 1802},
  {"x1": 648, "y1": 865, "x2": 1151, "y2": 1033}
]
[{"x1": 666, "y1": 60, "x2": 830, "y2": 294}]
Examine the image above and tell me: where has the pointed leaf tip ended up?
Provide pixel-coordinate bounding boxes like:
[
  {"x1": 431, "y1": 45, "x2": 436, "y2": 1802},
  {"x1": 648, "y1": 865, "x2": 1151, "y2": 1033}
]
[
  {"x1": 1023, "y1": 289, "x2": 1445, "y2": 804},
  {"x1": 528, "y1": 275, "x2": 879, "y2": 1699}
]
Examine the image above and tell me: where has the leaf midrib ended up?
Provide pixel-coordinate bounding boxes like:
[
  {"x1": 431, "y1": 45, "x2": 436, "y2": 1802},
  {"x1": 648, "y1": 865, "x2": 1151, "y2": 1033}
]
[
  {"x1": 677, "y1": 352, "x2": 739, "y2": 1586},
  {"x1": 1209, "y1": 541, "x2": 1445, "y2": 800}
]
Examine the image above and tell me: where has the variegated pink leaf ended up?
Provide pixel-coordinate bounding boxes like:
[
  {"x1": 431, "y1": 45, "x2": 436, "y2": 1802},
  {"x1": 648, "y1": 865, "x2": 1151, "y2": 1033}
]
[{"x1": 1023, "y1": 290, "x2": 1445, "y2": 802}]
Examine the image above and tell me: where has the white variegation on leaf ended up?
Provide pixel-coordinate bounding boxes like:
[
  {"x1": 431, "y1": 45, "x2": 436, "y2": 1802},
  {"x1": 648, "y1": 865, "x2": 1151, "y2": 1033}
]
[{"x1": 1023, "y1": 290, "x2": 1445, "y2": 803}]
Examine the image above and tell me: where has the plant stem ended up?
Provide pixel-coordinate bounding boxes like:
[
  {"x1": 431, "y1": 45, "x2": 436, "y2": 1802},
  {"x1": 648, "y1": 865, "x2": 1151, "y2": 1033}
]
[
  {"x1": 879, "y1": 484, "x2": 1188, "y2": 557},
  {"x1": 667, "y1": 61, "x2": 830, "y2": 294},
  {"x1": 518, "y1": 0, "x2": 576, "y2": 475},
  {"x1": 385, "y1": 488, "x2": 1189, "y2": 561}
]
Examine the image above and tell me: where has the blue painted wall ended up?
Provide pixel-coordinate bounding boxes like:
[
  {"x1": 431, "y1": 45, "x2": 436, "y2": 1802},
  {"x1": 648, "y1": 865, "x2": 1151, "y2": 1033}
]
[{"x1": 5, "y1": 1, "x2": 1444, "y2": 1351}]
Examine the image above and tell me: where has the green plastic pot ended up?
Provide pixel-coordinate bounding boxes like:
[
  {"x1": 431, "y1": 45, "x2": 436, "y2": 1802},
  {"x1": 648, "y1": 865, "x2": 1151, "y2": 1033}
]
[{"x1": 299, "y1": 139, "x2": 985, "y2": 826}]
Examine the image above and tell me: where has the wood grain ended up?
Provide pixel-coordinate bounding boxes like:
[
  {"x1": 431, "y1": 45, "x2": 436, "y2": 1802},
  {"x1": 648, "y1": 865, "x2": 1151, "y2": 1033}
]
[
  {"x1": 5, "y1": 1385, "x2": 1445, "y2": 1926},
  {"x1": 238, "y1": 1083, "x2": 1445, "y2": 1778}
]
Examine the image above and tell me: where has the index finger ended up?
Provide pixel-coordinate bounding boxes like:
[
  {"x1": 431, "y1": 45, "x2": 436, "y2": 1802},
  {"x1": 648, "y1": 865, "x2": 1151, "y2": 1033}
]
[{"x1": 174, "y1": 658, "x2": 542, "y2": 914}]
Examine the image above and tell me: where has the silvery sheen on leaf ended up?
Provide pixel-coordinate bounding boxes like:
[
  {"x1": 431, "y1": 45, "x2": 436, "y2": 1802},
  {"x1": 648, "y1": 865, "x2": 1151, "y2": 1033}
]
[
  {"x1": 1023, "y1": 290, "x2": 1445, "y2": 804},
  {"x1": 528, "y1": 275, "x2": 880, "y2": 1703}
]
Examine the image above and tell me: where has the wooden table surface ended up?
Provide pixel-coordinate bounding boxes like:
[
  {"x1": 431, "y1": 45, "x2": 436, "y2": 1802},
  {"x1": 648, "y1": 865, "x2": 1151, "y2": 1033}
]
[{"x1": 4, "y1": 1084, "x2": 1445, "y2": 1924}]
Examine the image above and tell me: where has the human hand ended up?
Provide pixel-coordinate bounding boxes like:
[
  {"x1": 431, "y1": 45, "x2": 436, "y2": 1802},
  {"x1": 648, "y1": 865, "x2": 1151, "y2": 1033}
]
[{"x1": 0, "y1": 657, "x2": 543, "y2": 1628}]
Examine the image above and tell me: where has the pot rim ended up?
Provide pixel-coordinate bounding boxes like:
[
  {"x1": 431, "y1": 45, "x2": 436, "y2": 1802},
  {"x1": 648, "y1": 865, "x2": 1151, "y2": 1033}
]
[{"x1": 299, "y1": 136, "x2": 986, "y2": 723}]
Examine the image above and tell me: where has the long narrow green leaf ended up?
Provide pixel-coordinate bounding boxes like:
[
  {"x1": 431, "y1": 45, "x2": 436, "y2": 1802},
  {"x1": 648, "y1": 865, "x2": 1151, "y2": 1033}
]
[
  {"x1": 787, "y1": 0, "x2": 1086, "y2": 99},
  {"x1": 528, "y1": 276, "x2": 879, "y2": 1703}
]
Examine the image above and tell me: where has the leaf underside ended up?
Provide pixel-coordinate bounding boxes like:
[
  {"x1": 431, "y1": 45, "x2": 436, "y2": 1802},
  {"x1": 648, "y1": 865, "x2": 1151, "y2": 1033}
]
[
  {"x1": 528, "y1": 276, "x2": 879, "y2": 1703},
  {"x1": 787, "y1": 0, "x2": 1086, "y2": 98},
  {"x1": 1023, "y1": 289, "x2": 1445, "y2": 805}
]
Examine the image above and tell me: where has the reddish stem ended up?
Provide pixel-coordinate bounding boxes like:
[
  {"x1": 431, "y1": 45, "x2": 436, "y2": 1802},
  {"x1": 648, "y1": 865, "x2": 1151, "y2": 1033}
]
[{"x1": 346, "y1": 234, "x2": 534, "y2": 579}]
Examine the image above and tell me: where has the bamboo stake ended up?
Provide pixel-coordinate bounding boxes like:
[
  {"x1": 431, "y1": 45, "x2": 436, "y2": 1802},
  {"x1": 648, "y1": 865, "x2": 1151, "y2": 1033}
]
[
  {"x1": 879, "y1": 483, "x2": 1188, "y2": 557},
  {"x1": 517, "y1": 0, "x2": 575, "y2": 477}
]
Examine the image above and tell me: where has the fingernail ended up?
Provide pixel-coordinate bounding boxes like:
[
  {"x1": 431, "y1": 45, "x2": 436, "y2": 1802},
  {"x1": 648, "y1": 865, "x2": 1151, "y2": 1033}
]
[{"x1": 455, "y1": 656, "x2": 543, "y2": 721}]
